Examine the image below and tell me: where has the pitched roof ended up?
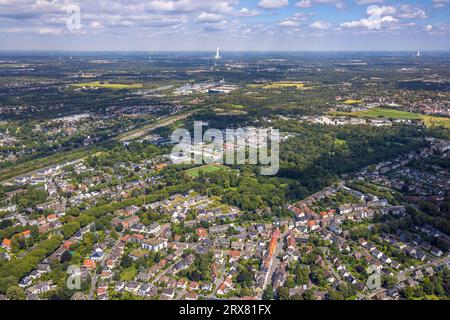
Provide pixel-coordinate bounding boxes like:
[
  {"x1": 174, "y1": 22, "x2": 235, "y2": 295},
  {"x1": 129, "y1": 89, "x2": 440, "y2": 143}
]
[
  {"x1": 2, "y1": 238, "x2": 12, "y2": 247},
  {"x1": 83, "y1": 259, "x2": 96, "y2": 269}
]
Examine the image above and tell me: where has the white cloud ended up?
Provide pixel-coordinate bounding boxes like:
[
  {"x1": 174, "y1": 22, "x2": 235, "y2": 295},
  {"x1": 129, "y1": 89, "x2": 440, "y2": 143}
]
[
  {"x1": 295, "y1": 0, "x2": 312, "y2": 8},
  {"x1": 197, "y1": 12, "x2": 223, "y2": 23},
  {"x1": 89, "y1": 21, "x2": 103, "y2": 29},
  {"x1": 398, "y1": 5, "x2": 427, "y2": 19},
  {"x1": 278, "y1": 20, "x2": 301, "y2": 27},
  {"x1": 356, "y1": 0, "x2": 384, "y2": 5},
  {"x1": 310, "y1": 20, "x2": 331, "y2": 29},
  {"x1": 234, "y1": 8, "x2": 261, "y2": 17},
  {"x1": 258, "y1": 0, "x2": 289, "y2": 9},
  {"x1": 277, "y1": 12, "x2": 313, "y2": 28},
  {"x1": 366, "y1": 5, "x2": 396, "y2": 16},
  {"x1": 38, "y1": 27, "x2": 63, "y2": 35},
  {"x1": 340, "y1": 15, "x2": 398, "y2": 29},
  {"x1": 296, "y1": 0, "x2": 343, "y2": 8},
  {"x1": 433, "y1": 0, "x2": 450, "y2": 8}
]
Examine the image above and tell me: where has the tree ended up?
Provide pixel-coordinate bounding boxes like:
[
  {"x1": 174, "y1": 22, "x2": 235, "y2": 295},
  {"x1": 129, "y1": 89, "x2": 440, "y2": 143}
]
[
  {"x1": 60, "y1": 251, "x2": 72, "y2": 263},
  {"x1": 382, "y1": 275, "x2": 397, "y2": 289},
  {"x1": 237, "y1": 269, "x2": 253, "y2": 288},
  {"x1": 277, "y1": 287, "x2": 290, "y2": 300},
  {"x1": 402, "y1": 286, "x2": 415, "y2": 299},
  {"x1": 62, "y1": 221, "x2": 81, "y2": 239},
  {"x1": 6, "y1": 286, "x2": 26, "y2": 300},
  {"x1": 285, "y1": 276, "x2": 295, "y2": 288},
  {"x1": 121, "y1": 255, "x2": 133, "y2": 269},
  {"x1": 422, "y1": 278, "x2": 435, "y2": 295},
  {"x1": 309, "y1": 266, "x2": 327, "y2": 287},
  {"x1": 262, "y1": 284, "x2": 274, "y2": 300},
  {"x1": 294, "y1": 265, "x2": 309, "y2": 285},
  {"x1": 327, "y1": 290, "x2": 344, "y2": 300},
  {"x1": 303, "y1": 289, "x2": 316, "y2": 301}
]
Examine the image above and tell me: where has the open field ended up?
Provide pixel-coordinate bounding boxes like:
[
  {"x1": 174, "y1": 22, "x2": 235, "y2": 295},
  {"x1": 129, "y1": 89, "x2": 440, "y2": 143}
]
[
  {"x1": 214, "y1": 108, "x2": 248, "y2": 116},
  {"x1": 120, "y1": 265, "x2": 137, "y2": 281},
  {"x1": 185, "y1": 164, "x2": 227, "y2": 178},
  {"x1": 343, "y1": 99, "x2": 363, "y2": 105},
  {"x1": 332, "y1": 108, "x2": 450, "y2": 128},
  {"x1": 423, "y1": 116, "x2": 450, "y2": 129},
  {"x1": 345, "y1": 108, "x2": 423, "y2": 119},
  {"x1": 70, "y1": 81, "x2": 143, "y2": 90},
  {"x1": 248, "y1": 82, "x2": 306, "y2": 90}
]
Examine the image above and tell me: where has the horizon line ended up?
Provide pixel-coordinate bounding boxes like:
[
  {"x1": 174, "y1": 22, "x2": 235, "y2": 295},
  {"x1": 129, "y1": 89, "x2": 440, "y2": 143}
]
[{"x1": 1, "y1": 49, "x2": 449, "y2": 53}]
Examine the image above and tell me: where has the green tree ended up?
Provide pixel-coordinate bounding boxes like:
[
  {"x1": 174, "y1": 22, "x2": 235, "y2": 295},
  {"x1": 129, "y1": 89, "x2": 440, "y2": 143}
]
[
  {"x1": 6, "y1": 286, "x2": 26, "y2": 300},
  {"x1": 262, "y1": 284, "x2": 274, "y2": 300},
  {"x1": 121, "y1": 255, "x2": 133, "y2": 269},
  {"x1": 277, "y1": 287, "x2": 290, "y2": 300}
]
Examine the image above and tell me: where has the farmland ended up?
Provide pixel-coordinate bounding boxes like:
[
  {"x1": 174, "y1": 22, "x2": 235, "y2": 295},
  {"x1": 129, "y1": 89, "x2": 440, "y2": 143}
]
[
  {"x1": 343, "y1": 99, "x2": 363, "y2": 105},
  {"x1": 248, "y1": 82, "x2": 306, "y2": 90},
  {"x1": 70, "y1": 81, "x2": 143, "y2": 90}
]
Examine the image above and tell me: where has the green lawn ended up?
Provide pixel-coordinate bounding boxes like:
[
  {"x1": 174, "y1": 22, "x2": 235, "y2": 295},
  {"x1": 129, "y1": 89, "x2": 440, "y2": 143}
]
[
  {"x1": 185, "y1": 164, "x2": 226, "y2": 178},
  {"x1": 120, "y1": 265, "x2": 137, "y2": 281},
  {"x1": 351, "y1": 108, "x2": 423, "y2": 120}
]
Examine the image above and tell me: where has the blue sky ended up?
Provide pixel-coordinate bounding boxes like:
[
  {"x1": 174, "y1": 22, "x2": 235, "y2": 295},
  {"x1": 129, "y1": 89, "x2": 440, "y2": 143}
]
[{"x1": 0, "y1": 0, "x2": 449, "y2": 51}]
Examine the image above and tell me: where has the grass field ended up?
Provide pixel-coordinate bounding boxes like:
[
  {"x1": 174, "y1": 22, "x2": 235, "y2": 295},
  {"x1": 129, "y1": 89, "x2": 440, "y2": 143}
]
[
  {"x1": 214, "y1": 108, "x2": 248, "y2": 115},
  {"x1": 423, "y1": 116, "x2": 450, "y2": 129},
  {"x1": 120, "y1": 265, "x2": 137, "y2": 281},
  {"x1": 349, "y1": 108, "x2": 423, "y2": 119},
  {"x1": 185, "y1": 164, "x2": 226, "y2": 178},
  {"x1": 71, "y1": 81, "x2": 143, "y2": 90},
  {"x1": 249, "y1": 81, "x2": 306, "y2": 90},
  {"x1": 333, "y1": 108, "x2": 450, "y2": 128},
  {"x1": 343, "y1": 99, "x2": 363, "y2": 105}
]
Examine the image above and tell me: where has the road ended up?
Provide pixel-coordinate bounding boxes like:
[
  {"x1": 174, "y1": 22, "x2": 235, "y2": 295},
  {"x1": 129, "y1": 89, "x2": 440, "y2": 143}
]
[
  {"x1": 88, "y1": 236, "x2": 123, "y2": 300},
  {"x1": 117, "y1": 109, "x2": 198, "y2": 142},
  {"x1": 397, "y1": 256, "x2": 450, "y2": 282},
  {"x1": 149, "y1": 257, "x2": 181, "y2": 287},
  {"x1": 207, "y1": 253, "x2": 226, "y2": 299},
  {"x1": 258, "y1": 228, "x2": 289, "y2": 299}
]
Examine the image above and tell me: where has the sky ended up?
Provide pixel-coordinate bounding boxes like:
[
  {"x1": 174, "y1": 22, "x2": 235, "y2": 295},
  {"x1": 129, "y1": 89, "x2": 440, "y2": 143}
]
[{"x1": 0, "y1": 0, "x2": 449, "y2": 51}]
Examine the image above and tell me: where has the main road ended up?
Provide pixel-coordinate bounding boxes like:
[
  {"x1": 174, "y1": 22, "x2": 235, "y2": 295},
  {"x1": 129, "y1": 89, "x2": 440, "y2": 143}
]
[
  {"x1": 117, "y1": 109, "x2": 197, "y2": 142},
  {"x1": 257, "y1": 226, "x2": 290, "y2": 299}
]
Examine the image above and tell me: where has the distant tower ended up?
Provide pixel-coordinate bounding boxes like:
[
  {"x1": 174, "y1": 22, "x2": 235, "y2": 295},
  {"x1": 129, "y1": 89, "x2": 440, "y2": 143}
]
[
  {"x1": 215, "y1": 47, "x2": 222, "y2": 61},
  {"x1": 416, "y1": 50, "x2": 421, "y2": 57}
]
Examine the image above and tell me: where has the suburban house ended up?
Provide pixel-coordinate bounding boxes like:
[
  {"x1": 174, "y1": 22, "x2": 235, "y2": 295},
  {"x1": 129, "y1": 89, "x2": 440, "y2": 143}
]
[{"x1": 141, "y1": 239, "x2": 168, "y2": 252}]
